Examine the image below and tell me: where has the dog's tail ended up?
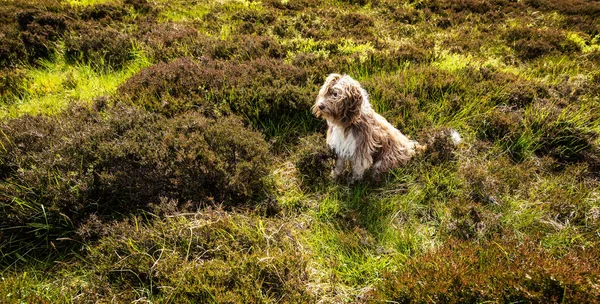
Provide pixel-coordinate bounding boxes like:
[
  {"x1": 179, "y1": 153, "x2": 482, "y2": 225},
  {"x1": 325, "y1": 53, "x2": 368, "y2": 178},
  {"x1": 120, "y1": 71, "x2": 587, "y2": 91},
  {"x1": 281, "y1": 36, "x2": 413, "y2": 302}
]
[{"x1": 449, "y1": 129, "x2": 462, "y2": 145}]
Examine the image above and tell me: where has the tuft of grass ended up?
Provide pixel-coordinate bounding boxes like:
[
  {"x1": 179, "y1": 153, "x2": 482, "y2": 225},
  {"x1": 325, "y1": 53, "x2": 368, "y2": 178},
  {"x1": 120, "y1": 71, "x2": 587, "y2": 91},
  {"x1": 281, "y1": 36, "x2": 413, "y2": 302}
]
[{"x1": 0, "y1": 46, "x2": 151, "y2": 119}]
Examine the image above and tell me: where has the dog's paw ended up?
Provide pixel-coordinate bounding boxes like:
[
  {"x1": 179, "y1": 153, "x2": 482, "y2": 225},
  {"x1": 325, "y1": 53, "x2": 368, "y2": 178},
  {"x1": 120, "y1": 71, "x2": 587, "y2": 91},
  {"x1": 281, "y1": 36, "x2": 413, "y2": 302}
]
[{"x1": 350, "y1": 173, "x2": 364, "y2": 183}]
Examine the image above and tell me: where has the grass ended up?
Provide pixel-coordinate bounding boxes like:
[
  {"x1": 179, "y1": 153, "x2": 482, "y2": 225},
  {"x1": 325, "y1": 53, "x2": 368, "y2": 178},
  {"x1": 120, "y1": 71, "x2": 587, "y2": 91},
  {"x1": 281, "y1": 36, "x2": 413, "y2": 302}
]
[
  {"x1": 0, "y1": 46, "x2": 151, "y2": 119},
  {"x1": 1, "y1": 0, "x2": 600, "y2": 302}
]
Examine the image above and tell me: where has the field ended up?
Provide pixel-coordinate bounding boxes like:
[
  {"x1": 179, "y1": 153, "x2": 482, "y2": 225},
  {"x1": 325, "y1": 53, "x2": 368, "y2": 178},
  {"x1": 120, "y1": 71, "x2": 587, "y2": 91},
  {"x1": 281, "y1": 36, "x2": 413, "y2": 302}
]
[{"x1": 1, "y1": 0, "x2": 599, "y2": 302}]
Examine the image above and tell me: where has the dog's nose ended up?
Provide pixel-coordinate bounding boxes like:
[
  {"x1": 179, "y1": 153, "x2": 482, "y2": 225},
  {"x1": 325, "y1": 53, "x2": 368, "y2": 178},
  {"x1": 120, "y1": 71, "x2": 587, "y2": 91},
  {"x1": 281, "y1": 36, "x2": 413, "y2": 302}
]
[{"x1": 318, "y1": 103, "x2": 325, "y2": 110}]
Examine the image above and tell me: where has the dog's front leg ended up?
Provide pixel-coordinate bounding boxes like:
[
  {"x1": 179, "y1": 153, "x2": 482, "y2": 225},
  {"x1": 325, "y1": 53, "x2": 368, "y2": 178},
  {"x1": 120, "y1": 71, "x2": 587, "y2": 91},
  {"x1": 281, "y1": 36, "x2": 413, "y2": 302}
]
[
  {"x1": 331, "y1": 156, "x2": 345, "y2": 178},
  {"x1": 351, "y1": 155, "x2": 372, "y2": 182}
]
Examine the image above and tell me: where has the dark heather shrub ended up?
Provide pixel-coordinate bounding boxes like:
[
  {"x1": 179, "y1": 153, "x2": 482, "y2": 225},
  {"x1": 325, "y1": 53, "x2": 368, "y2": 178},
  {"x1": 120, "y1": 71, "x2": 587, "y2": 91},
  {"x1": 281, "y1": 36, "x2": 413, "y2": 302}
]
[
  {"x1": 525, "y1": 0, "x2": 600, "y2": 17},
  {"x1": 477, "y1": 107, "x2": 523, "y2": 142},
  {"x1": 0, "y1": 25, "x2": 26, "y2": 68},
  {"x1": 210, "y1": 35, "x2": 285, "y2": 60},
  {"x1": 211, "y1": 58, "x2": 316, "y2": 122},
  {"x1": 16, "y1": 9, "x2": 67, "y2": 62},
  {"x1": 418, "y1": 128, "x2": 461, "y2": 165},
  {"x1": 65, "y1": 23, "x2": 133, "y2": 70},
  {"x1": 118, "y1": 57, "x2": 223, "y2": 116},
  {"x1": 505, "y1": 27, "x2": 580, "y2": 61},
  {"x1": 138, "y1": 22, "x2": 203, "y2": 62},
  {"x1": 232, "y1": 9, "x2": 277, "y2": 35},
  {"x1": 80, "y1": 4, "x2": 127, "y2": 22},
  {"x1": 336, "y1": 12, "x2": 375, "y2": 40},
  {"x1": 119, "y1": 57, "x2": 318, "y2": 126},
  {"x1": 263, "y1": 0, "x2": 320, "y2": 10},
  {"x1": 124, "y1": 0, "x2": 154, "y2": 14},
  {"x1": 372, "y1": 237, "x2": 600, "y2": 303},
  {"x1": 0, "y1": 103, "x2": 271, "y2": 262},
  {"x1": 295, "y1": 134, "x2": 334, "y2": 188}
]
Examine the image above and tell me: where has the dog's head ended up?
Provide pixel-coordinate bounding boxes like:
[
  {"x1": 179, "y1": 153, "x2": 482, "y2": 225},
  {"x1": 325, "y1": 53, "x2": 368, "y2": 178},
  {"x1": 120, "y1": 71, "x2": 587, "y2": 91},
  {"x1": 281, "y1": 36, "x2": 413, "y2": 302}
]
[{"x1": 312, "y1": 73, "x2": 364, "y2": 126}]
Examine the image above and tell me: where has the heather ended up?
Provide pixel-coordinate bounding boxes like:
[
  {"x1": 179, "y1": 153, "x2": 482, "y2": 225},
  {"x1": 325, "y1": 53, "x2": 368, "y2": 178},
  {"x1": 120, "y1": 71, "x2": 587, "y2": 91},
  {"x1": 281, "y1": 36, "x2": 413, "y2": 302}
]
[{"x1": 0, "y1": 0, "x2": 599, "y2": 302}]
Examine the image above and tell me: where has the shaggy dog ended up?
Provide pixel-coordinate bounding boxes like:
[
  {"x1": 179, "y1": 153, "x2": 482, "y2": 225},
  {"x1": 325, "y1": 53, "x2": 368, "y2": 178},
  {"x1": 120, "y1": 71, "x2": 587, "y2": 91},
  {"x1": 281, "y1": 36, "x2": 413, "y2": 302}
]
[{"x1": 312, "y1": 73, "x2": 425, "y2": 181}]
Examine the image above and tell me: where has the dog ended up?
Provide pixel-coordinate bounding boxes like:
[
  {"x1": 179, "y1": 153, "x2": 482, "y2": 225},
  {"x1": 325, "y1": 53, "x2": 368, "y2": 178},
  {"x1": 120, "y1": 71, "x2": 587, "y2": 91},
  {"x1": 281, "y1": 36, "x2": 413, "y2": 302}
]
[{"x1": 312, "y1": 73, "x2": 426, "y2": 181}]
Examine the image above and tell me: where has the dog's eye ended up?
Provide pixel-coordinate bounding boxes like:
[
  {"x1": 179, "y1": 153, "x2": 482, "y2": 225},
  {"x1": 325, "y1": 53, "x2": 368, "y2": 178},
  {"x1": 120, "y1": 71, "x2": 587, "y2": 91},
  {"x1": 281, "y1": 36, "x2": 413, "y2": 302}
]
[{"x1": 332, "y1": 91, "x2": 339, "y2": 98}]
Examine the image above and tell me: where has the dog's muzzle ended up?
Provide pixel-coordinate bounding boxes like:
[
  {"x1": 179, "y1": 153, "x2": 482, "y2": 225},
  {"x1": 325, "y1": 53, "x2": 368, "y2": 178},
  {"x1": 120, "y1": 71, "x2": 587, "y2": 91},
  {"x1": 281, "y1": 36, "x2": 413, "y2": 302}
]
[{"x1": 318, "y1": 103, "x2": 326, "y2": 110}]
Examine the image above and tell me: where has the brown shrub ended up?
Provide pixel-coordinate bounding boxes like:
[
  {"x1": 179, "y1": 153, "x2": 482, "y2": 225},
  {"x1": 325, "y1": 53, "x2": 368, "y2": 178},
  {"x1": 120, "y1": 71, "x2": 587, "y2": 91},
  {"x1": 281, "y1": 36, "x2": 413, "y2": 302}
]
[
  {"x1": 335, "y1": 12, "x2": 376, "y2": 41},
  {"x1": 232, "y1": 9, "x2": 277, "y2": 35},
  {"x1": 418, "y1": 128, "x2": 461, "y2": 165},
  {"x1": 525, "y1": 0, "x2": 600, "y2": 17},
  {"x1": 138, "y1": 22, "x2": 203, "y2": 62},
  {"x1": 16, "y1": 9, "x2": 67, "y2": 62},
  {"x1": 505, "y1": 27, "x2": 580, "y2": 61},
  {"x1": 478, "y1": 107, "x2": 523, "y2": 142},
  {"x1": 373, "y1": 237, "x2": 600, "y2": 303},
  {"x1": 388, "y1": 7, "x2": 423, "y2": 24},
  {"x1": 0, "y1": 103, "x2": 272, "y2": 263},
  {"x1": 80, "y1": 4, "x2": 127, "y2": 22},
  {"x1": 65, "y1": 22, "x2": 133, "y2": 70},
  {"x1": 124, "y1": 0, "x2": 154, "y2": 14},
  {"x1": 263, "y1": 0, "x2": 320, "y2": 10},
  {"x1": 0, "y1": 25, "x2": 26, "y2": 68},
  {"x1": 273, "y1": 11, "x2": 329, "y2": 39},
  {"x1": 294, "y1": 134, "x2": 334, "y2": 189},
  {"x1": 118, "y1": 57, "x2": 223, "y2": 115},
  {"x1": 209, "y1": 35, "x2": 285, "y2": 60},
  {"x1": 118, "y1": 57, "x2": 318, "y2": 125}
]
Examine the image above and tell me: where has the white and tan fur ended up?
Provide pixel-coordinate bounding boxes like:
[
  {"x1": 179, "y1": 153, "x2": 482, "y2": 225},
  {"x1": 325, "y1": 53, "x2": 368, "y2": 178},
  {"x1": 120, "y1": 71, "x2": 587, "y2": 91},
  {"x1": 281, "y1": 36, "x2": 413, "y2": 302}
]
[{"x1": 312, "y1": 73, "x2": 425, "y2": 181}]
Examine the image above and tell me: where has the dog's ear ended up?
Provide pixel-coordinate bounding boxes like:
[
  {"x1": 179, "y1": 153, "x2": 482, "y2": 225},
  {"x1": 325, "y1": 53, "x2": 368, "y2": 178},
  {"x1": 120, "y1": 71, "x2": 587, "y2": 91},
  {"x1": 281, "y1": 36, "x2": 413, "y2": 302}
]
[
  {"x1": 341, "y1": 83, "x2": 363, "y2": 125},
  {"x1": 325, "y1": 73, "x2": 342, "y2": 88}
]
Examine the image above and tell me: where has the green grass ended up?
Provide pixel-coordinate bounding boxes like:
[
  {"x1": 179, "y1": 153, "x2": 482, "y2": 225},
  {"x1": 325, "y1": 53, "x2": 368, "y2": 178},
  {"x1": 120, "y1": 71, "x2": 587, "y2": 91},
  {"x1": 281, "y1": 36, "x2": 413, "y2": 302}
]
[
  {"x1": 1, "y1": 0, "x2": 600, "y2": 302},
  {"x1": 0, "y1": 47, "x2": 151, "y2": 119}
]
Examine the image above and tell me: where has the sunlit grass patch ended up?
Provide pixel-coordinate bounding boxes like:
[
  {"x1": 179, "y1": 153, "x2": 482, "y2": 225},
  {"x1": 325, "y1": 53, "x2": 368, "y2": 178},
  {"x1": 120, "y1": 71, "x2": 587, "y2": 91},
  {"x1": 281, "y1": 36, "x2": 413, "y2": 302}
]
[
  {"x1": 282, "y1": 38, "x2": 375, "y2": 63},
  {"x1": 432, "y1": 50, "x2": 472, "y2": 72},
  {"x1": 0, "y1": 268, "x2": 80, "y2": 302},
  {"x1": 155, "y1": 0, "x2": 263, "y2": 23},
  {"x1": 567, "y1": 32, "x2": 600, "y2": 54},
  {"x1": 158, "y1": 3, "x2": 210, "y2": 22},
  {"x1": 524, "y1": 55, "x2": 586, "y2": 81},
  {"x1": 0, "y1": 49, "x2": 151, "y2": 119},
  {"x1": 64, "y1": 0, "x2": 116, "y2": 6}
]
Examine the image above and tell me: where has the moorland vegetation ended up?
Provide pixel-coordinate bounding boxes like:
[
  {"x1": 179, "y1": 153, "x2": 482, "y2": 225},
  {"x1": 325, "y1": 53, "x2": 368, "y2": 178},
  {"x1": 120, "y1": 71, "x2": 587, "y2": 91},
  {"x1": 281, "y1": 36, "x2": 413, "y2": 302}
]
[{"x1": 0, "y1": 0, "x2": 599, "y2": 302}]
